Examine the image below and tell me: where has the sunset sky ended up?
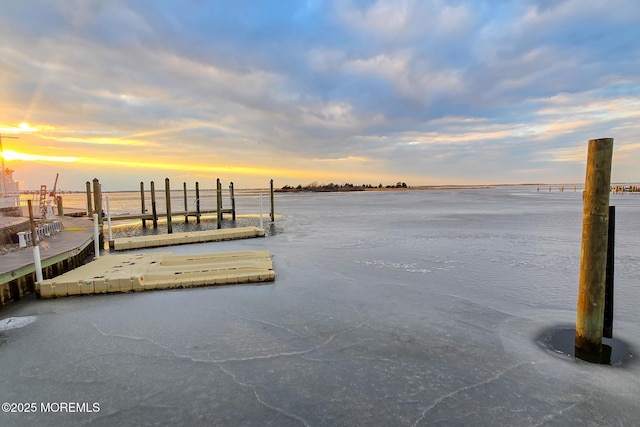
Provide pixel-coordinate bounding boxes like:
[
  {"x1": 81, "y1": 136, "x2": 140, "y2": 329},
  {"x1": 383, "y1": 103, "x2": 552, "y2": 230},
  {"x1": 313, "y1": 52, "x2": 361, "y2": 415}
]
[{"x1": 1, "y1": 0, "x2": 639, "y2": 191}]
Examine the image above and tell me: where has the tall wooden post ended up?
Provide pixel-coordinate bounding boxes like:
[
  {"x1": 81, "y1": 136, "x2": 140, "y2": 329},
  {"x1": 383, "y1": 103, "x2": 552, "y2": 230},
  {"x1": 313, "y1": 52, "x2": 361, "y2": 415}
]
[
  {"x1": 92, "y1": 178, "x2": 102, "y2": 225},
  {"x1": 27, "y1": 200, "x2": 37, "y2": 244},
  {"x1": 183, "y1": 182, "x2": 189, "y2": 224},
  {"x1": 92, "y1": 178, "x2": 103, "y2": 250},
  {"x1": 195, "y1": 181, "x2": 201, "y2": 224},
  {"x1": 85, "y1": 181, "x2": 93, "y2": 215},
  {"x1": 229, "y1": 182, "x2": 236, "y2": 221},
  {"x1": 216, "y1": 178, "x2": 222, "y2": 229},
  {"x1": 576, "y1": 138, "x2": 614, "y2": 355},
  {"x1": 270, "y1": 179, "x2": 275, "y2": 222},
  {"x1": 56, "y1": 196, "x2": 64, "y2": 216},
  {"x1": 140, "y1": 182, "x2": 147, "y2": 228},
  {"x1": 28, "y1": 200, "x2": 43, "y2": 283},
  {"x1": 603, "y1": 205, "x2": 615, "y2": 339},
  {"x1": 165, "y1": 178, "x2": 173, "y2": 234},
  {"x1": 150, "y1": 181, "x2": 158, "y2": 229}
]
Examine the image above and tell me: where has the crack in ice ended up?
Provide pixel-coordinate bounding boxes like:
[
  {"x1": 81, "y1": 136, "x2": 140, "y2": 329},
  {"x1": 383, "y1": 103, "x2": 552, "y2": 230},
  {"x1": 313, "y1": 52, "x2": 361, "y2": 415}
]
[
  {"x1": 217, "y1": 365, "x2": 310, "y2": 427},
  {"x1": 533, "y1": 402, "x2": 579, "y2": 426},
  {"x1": 215, "y1": 309, "x2": 308, "y2": 339},
  {"x1": 412, "y1": 362, "x2": 529, "y2": 426},
  {"x1": 90, "y1": 319, "x2": 374, "y2": 426}
]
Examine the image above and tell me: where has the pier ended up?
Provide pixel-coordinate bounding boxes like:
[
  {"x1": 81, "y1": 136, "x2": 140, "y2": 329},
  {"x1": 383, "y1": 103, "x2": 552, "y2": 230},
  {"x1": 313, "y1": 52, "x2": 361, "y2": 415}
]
[
  {"x1": 0, "y1": 216, "x2": 95, "y2": 305},
  {"x1": 0, "y1": 178, "x2": 278, "y2": 306},
  {"x1": 84, "y1": 178, "x2": 276, "y2": 229}
]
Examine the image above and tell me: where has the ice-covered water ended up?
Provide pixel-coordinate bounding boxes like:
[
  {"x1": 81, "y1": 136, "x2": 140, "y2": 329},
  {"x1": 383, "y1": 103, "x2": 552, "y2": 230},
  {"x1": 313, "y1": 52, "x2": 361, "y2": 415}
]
[{"x1": 2, "y1": 187, "x2": 639, "y2": 426}]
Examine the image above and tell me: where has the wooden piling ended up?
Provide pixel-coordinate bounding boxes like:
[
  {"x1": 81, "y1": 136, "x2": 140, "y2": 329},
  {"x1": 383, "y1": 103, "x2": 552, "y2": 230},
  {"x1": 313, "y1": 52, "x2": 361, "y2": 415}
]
[
  {"x1": 216, "y1": 178, "x2": 222, "y2": 229},
  {"x1": 270, "y1": 179, "x2": 275, "y2": 222},
  {"x1": 603, "y1": 205, "x2": 615, "y2": 339},
  {"x1": 150, "y1": 181, "x2": 158, "y2": 229},
  {"x1": 92, "y1": 178, "x2": 102, "y2": 226},
  {"x1": 165, "y1": 178, "x2": 173, "y2": 234},
  {"x1": 92, "y1": 178, "x2": 103, "y2": 249},
  {"x1": 56, "y1": 196, "x2": 64, "y2": 216},
  {"x1": 195, "y1": 181, "x2": 201, "y2": 224},
  {"x1": 85, "y1": 181, "x2": 93, "y2": 215},
  {"x1": 140, "y1": 182, "x2": 147, "y2": 228},
  {"x1": 576, "y1": 138, "x2": 614, "y2": 355},
  {"x1": 229, "y1": 182, "x2": 236, "y2": 221},
  {"x1": 183, "y1": 182, "x2": 189, "y2": 224},
  {"x1": 27, "y1": 200, "x2": 37, "y2": 244}
]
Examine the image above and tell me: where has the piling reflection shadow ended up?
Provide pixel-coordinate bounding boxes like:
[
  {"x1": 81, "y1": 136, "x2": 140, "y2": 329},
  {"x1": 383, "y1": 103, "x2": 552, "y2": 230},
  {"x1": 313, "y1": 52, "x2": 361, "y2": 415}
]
[{"x1": 536, "y1": 325, "x2": 633, "y2": 366}]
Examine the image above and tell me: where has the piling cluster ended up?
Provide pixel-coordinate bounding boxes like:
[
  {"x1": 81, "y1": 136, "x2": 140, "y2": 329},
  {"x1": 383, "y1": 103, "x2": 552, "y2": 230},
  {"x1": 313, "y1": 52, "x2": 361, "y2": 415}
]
[
  {"x1": 1, "y1": 177, "x2": 277, "y2": 307},
  {"x1": 611, "y1": 184, "x2": 639, "y2": 193}
]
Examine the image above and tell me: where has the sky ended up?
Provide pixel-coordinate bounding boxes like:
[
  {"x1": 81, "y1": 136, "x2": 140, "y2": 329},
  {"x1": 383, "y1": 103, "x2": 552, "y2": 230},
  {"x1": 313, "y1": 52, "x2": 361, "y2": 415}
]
[{"x1": 1, "y1": 0, "x2": 639, "y2": 191}]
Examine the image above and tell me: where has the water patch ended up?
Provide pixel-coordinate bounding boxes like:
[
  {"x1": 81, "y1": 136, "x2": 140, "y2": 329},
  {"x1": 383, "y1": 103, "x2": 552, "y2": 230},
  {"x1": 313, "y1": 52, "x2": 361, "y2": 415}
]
[
  {"x1": 536, "y1": 325, "x2": 633, "y2": 366},
  {"x1": 0, "y1": 316, "x2": 37, "y2": 332}
]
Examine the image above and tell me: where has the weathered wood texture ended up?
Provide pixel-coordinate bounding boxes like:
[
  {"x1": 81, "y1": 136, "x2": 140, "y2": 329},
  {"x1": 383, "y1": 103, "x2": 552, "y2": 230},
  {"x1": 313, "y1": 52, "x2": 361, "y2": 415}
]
[{"x1": 576, "y1": 138, "x2": 613, "y2": 353}]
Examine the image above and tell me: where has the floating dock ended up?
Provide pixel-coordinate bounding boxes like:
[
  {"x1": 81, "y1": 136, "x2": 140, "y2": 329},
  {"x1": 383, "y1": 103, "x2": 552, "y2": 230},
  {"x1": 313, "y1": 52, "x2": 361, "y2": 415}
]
[
  {"x1": 38, "y1": 249, "x2": 274, "y2": 298},
  {"x1": 110, "y1": 226, "x2": 265, "y2": 251}
]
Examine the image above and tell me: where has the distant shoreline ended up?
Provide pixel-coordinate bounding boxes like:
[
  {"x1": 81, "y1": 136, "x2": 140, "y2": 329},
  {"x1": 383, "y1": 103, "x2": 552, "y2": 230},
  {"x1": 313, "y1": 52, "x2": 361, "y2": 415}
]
[
  {"x1": 20, "y1": 182, "x2": 640, "y2": 194},
  {"x1": 275, "y1": 183, "x2": 579, "y2": 193}
]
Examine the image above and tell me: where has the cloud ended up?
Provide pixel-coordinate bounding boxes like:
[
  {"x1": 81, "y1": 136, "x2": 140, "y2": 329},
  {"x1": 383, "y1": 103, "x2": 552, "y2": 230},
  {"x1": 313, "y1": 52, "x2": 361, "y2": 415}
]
[{"x1": 1, "y1": 0, "x2": 639, "y2": 189}]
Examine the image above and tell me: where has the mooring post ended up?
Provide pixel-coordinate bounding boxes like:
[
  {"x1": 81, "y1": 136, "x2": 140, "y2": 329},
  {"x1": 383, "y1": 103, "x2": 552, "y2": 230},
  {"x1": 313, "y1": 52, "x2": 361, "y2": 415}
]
[
  {"x1": 216, "y1": 178, "x2": 222, "y2": 229},
  {"x1": 92, "y1": 179, "x2": 102, "y2": 225},
  {"x1": 56, "y1": 196, "x2": 63, "y2": 216},
  {"x1": 85, "y1": 181, "x2": 93, "y2": 215},
  {"x1": 165, "y1": 178, "x2": 173, "y2": 234},
  {"x1": 27, "y1": 200, "x2": 44, "y2": 283},
  {"x1": 603, "y1": 205, "x2": 615, "y2": 339},
  {"x1": 140, "y1": 181, "x2": 147, "y2": 228},
  {"x1": 229, "y1": 182, "x2": 236, "y2": 221},
  {"x1": 183, "y1": 182, "x2": 189, "y2": 224},
  {"x1": 270, "y1": 179, "x2": 275, "y2": 222},
  {"x1": 27, "y1": 200, "x2": 37, "y2": 245},
  {"x1": 106, "y1": 195, "x2": 113, "y2": 242},
  {"x1": 92, "y1": 178, "x2": 103, "y2": 249},
  {"x1": 150, "y1": 181, "x2": 158, "y2": 229},
  {"x1": 195, "y1": 181, "x2": 201, "y2": 224},
  {"x1": 576, "y1": 138, "x2": 614, "y2": 356},
  {"x1": 259, "y1": 192, "x2": 264, "y2": 229},
  {"x1": 93, "y1": 213, "x2": 100, "y2": 259}
]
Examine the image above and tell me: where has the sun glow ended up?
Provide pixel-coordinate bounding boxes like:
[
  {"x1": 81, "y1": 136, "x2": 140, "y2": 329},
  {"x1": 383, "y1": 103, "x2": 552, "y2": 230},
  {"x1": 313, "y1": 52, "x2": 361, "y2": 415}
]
[
  {"x1": 0, "y1": 122, "x2": 39, "y2": 134},
  {"x1": 1, "y1": 150, "x2": 78, "y2": 163}
]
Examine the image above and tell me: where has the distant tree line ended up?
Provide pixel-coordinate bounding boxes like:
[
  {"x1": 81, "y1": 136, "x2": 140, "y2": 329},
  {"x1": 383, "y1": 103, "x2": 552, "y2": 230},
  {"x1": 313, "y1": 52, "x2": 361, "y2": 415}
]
[{"x1": 277, "y1": 182, "x2": 408, "y2": 192}]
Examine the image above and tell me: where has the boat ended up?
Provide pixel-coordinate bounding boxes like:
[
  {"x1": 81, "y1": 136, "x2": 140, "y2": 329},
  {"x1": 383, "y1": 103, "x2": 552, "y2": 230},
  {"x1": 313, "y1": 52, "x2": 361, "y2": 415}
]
[{"x1": 0, "y1": 167, "x2": 21, "y2": 217}]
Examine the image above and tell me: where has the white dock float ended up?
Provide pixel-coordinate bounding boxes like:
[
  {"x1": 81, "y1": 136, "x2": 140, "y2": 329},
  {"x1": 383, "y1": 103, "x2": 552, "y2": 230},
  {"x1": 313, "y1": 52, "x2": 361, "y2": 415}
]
[
  {"x1": 38, "y1": 250, "x2": 274, "y2": 298},
  {"x1": 110, "y1": 226, "x2": 265, "y2": 251}
]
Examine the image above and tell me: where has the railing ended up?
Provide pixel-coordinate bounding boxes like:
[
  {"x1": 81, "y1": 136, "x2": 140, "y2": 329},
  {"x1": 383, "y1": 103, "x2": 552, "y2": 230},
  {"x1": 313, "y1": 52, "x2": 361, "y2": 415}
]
[{"x1": 17, "y1": 220, "x2": 62, "y2": 248}]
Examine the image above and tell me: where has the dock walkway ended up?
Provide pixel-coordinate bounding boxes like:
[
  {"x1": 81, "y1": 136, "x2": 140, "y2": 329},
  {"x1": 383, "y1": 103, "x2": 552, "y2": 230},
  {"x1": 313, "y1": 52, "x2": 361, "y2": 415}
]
[
  {"x1": 0, "y1": 216, "x2": 95, "y2": 304},
  {"x1": 110, "y1": 226, "x2": 265, "y2": 251}
]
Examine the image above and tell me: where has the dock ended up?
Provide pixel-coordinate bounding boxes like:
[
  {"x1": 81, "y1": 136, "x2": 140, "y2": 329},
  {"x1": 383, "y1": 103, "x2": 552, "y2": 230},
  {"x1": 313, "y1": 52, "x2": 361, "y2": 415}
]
[
  {"x1": 38, "y1": 249, "x2": 274, "y2": 298},
  {"x1": 0, "y1": 216, "x2": 95, "y2": 305},
  {"x1": 110, "y1": 226, "x2": 265, "y2": 250}
]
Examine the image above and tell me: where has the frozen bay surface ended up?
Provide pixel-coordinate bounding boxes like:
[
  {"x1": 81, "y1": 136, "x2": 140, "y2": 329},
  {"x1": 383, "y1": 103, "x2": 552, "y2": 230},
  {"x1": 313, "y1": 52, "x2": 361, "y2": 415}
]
[{"x1": 1, "y1": 187, "x2": 639, "y2": 426}]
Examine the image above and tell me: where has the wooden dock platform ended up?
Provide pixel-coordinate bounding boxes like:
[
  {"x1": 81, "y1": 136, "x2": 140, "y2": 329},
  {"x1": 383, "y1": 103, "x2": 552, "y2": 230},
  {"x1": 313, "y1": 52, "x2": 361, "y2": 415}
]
[
  {"x1": 110, "y1": 226, "x2": 265, "y2": 251},
  {"x1": 0, "y1": 216, "x2": 95, "y2": 305},
  {"x1": 38, "y1": 249, "x2": 274, "y2": 298}
]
